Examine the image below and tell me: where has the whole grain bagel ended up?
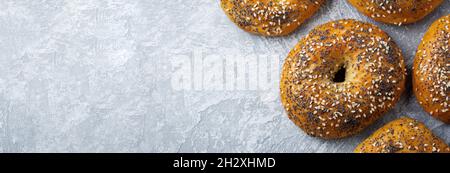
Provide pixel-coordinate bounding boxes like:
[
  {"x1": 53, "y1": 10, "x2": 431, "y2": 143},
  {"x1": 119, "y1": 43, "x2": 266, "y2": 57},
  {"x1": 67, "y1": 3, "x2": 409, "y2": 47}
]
[
  {"x1": 220, "y1": 0, "x2": 325, "y2": 36},
  {"x1": 355, "y1": 117, "x2": 450, "y2": 153},
  {"x1": 280, "y1": 19, "x2": 406, "y2": 139},
  {"x1": 347, "y1": 0, "x2": 444, "y2": 25},
  {"x1": 413, "y1": 14, "x2": 450, "y2": 124}
]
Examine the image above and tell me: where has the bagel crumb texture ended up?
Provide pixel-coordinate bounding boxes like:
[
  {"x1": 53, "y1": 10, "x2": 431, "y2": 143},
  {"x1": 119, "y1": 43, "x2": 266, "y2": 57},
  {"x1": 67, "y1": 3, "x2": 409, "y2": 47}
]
[
  {"x1": 220, "y1": 0, "x2": 325, "y2": 36},
  {"x1": 355, "y1": 117, "x2": 450, "y2": 153},
  {"x1": 280, "y1": 19, "x2": 406, "y2": 139},
  {"x1": 347, "y1": 0, "x2": 444, "y2": 25},
  {"x1": 413, "y1": 14, "x2": 450, "y2": 124}
]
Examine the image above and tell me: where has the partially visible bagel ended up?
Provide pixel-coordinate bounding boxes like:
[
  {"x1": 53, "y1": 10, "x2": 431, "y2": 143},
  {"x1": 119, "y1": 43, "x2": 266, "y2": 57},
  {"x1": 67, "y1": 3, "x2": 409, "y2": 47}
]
[
  {"x1": 347, "y1": 0, "x2": 444, "y2": 25},
  {"x1": 413, "y1": 14, "x2": 450, "y2": 124},
  {"x1": 220, "y1": 0, "x2": 325, "y2": 36},
  {"x1": 355, "y1": 117, "x2": 450, "y2": 153},
  {"x1": 280, "y1": 19, "x2": 406, "y2": 139}
]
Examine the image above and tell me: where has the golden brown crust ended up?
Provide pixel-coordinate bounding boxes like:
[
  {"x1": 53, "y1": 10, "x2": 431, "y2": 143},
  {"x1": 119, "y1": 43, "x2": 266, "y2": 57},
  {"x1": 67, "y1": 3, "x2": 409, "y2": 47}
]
[
  {"x1": 347, "y1": 0, "x2": 444, "y2": 25},
  {"x1": 355, "y1": 117, "x2": 450, "y2": 153},
  {"x1": 220, "y1": 0, "x2": 325, "y2": 36},
  {"x1": 280, "y1": 19, "x2": 406, "y2": 139},
  {"x1": 413, "y1": 15, "x2": 450, "y2": 124}
]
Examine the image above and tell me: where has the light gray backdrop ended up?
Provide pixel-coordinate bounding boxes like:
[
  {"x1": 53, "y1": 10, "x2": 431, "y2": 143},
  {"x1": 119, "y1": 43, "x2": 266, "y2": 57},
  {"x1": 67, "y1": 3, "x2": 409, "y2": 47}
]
[{"x1": 0, "y1": 0, "x2": 448, "y2": 152}]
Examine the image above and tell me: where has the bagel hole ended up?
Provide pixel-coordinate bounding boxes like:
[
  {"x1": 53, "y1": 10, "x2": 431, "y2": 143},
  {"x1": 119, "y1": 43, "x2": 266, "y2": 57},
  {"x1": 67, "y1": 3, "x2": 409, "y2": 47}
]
[{"x1": 333, "y1": 65, "x2": 346, "y2": 83}]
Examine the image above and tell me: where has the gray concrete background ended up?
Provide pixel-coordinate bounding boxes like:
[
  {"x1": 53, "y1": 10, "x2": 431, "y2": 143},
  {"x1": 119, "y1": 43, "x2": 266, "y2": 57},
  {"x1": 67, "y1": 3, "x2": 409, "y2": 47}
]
[{"x1": 0, "y1": 0, "x2": 448, "y2": 152}]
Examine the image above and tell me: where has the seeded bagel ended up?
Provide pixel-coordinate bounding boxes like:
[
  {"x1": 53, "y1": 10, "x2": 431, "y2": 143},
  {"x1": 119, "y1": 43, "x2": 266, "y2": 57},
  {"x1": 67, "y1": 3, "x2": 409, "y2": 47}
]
[
  {"x1": 413, "y1": 14, "x2": 450, "y2": 124},
  {"x1": 220, "y1": 0, "x2": 325, "y2": 36},
  {"x1": 280, "y1": 19, "x2": 406, "y2": 139},
  {"x1": 347, "y1": 0, "x2": 444, "y2": 26},
  {"x1": 355, "y1": 117, "x2": 450, "y2": 153}
]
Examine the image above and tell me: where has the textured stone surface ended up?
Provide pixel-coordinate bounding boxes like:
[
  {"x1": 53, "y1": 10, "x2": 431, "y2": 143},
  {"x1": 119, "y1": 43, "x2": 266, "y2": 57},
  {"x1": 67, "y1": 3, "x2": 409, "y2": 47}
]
[{"x1": 0, "y1": 0, "x2": 448, "y2": 152}]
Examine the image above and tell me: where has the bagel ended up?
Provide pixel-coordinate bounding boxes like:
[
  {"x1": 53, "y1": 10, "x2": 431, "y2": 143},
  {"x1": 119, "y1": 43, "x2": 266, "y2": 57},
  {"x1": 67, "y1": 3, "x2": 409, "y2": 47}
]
[
  {"x1": 220, "y1": 0, "x2": 325, "y2": 36},
  {"x1": 280, "y1": 19, "x2": 406, "y2": 139},
  {"x1": 355, "y1": 117, "x2": 450, "y2": 153},
  {"x1": 413, "y1": 14, "x2": 450, "y2": 124},
  {"x1": 347, "y1": 0, "x2": 444, "y2": 25}
]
